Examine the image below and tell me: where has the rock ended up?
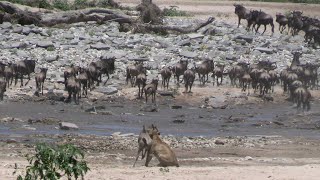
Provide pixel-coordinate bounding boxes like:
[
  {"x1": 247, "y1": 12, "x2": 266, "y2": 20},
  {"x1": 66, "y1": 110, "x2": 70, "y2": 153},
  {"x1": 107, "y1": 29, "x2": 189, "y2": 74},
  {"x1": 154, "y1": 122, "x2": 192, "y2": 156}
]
[
  {"x1": 0, "y1": 22, "x2": 12, "y2": 29},
  {"x1": 214, "y1": 140, "x2": 225, "y2": 145},
  {"x1": 12, "y1": 26, "x2": 23, "y2": 34},
  {"x1": 158, "y1": 91, "x2": 174, "y2": 97},
  {"x1": 208, "y1": 96, "x2": 228, "y2": 109},
  {"x1": 45, "y1": 55, "x2": 59, "y2": 62},
  {"x1": 85, "y1": 105, "x2": 106, "y2": 112},
  {"x1": 171, "y1": 105, "x2": 182, "y2": 109},
  {"x1": 112, "y1": 132, "x2": 121, "y2": 137},
  {"x1": 119, "y1": 133, "x2": 135, "y2": 137},
  {"x1": 21, "y1": 125, "x2": 36, "y2": 131},
  {"x1": 37, "y1": 41, "x2": 54, "y2": 48},
  {"x1": 10, "y1": 42, "x2": 27, "y2": 49},
  {"x1": 59, "y1": 122, "x2": 79, "y2": 130},
  {"x1": 140, "y1": 104, "x2": 158, "y2": 112},
  {"x1": 172, "y1": 119, "x2": 185, "y2": 123},
  {"x1": 179, "y1": 50, "x2": 197, "y2": 58},
  {"x1": 22, "y1": 27, "x2": 31, "y2": 35},
  {"x1": 90, "y1": 43, "x2": 111, "y2": 50},
  {"x1": 98, "y1": 111, "x2": 113, "y2": 115},
  {"x1": 234, "y1": 35, "x2": 254, "y2": 43},
  {"x1": 95, "y1": 86, "x2": 118, "y2": 95},
  {"x1": 245, "y1": 156, "x2": 253, "y2": 161},
  {"x1": 187, "y1": 33, "x2": 204, "y2": 39},
  {"x1": 253, "y1": 47, "x2": 275, "y2": 54}
]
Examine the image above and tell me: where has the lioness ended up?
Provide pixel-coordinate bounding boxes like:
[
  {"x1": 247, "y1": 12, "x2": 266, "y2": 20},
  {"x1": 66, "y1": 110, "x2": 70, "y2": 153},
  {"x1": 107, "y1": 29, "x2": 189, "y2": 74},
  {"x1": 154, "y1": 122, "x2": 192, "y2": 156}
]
[
  {"x1": 145, "y1": 126, "x2": 179, "y2": 167},
  {"x1": 133, "y1": 124, "x2": 160, "y2": 167}
]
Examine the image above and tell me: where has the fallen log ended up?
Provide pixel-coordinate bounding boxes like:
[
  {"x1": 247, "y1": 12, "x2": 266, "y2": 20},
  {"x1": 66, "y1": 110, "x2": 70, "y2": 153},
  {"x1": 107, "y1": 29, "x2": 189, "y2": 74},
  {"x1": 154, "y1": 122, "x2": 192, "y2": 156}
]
[{"x1": 0, "y1": 1, "x2": 215, "y2": 34}]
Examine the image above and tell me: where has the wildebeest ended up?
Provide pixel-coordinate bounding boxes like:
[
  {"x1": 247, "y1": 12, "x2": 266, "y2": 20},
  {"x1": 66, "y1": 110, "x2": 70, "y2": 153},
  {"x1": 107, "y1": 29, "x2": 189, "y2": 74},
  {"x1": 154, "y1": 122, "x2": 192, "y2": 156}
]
[
  {"x1": 78, "y1": 68, "x2": 90, "y2": 97},
  {"x1": 65, "y1": 76, "x2": 81, "y2": 105},
  {"x1": 248, "y1": 10, "x2": 274, "y2": 35},
  {"x1": 229, "y1": 62, "x2": 248, "y2": 87},
  {"x1": 183, "y1": 69, "x2": 195, "y2": 93},
  {"x1": 0, "y1": 77, "x2": 6, "y2": 101},
  {"x1": 294, "y1": 86, "x2": 311, "y2": 111},
  {"x1": 3, "y1": 63, "x2": 14, "y2": 88},
  {"x1": 234, "y1": 4, "x2": 250, "y2": 28},
  {"x1": 35, "y1": 68, "x2": 48, "y2": 96},
  {"x1": 136, "y1": 72, "x2": 147, "y2": 99},
  {"x1": 126, "y1": 62, "x2": 146, "y2": 87},
  {"x1": 14, "y1": 59, "x2": 36, "y2": 87},
  {"x1": 276, "y1": 13, "x2": 288, "y2": 33},
  {"x1": 213, "y1": 64, "x2": 225, "y2": 86},
  {"x1": 172, "y1": 60, "x2": 188, "y2": 85},
  {"x1": 64, "y1": 64, "x2": 80, "y2": 88},
  {"x1": 0, "y1": 62, "x2": 5, "y2": 76},
  {"x1": 144, "y1": 78, "x2": 159, "y2": 103},
  {"x1": 89, "y1": 56, "x2": 116, "y2": 87},
  {"x1": 194, "y1": 59, "x2": 214, "y2": 85},
  {"x1": 160, "y1": 66, "x2": 172, "y2": 89}
]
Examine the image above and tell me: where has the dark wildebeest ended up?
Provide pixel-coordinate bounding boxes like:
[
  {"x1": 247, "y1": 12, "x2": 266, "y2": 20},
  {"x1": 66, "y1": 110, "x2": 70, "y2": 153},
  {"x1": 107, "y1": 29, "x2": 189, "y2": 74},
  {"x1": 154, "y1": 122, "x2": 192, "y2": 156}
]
[
  {"x1": 240, "y1": 72, "x2": 252, "y2": 95},
  {"x1": 14, "y1": 59, "x2": 36, "y2": 87},
  {"x1": 276, "y1": 13, "x2": 288, "y2": 33},
  {"x1": 0, "y1": 77, "x2": 6, "y2": 101},
  {"x1": 89, "y1": 56, "x2": 116, "y2": 87},
  {"x1": 234, "y1": 4, "x2": 250, "y2": 28},
  {"x1": 65, "y1": 76, "x2": 81, "y2": 105},
  {"x1": 160, "y1": 66, "x2": 172, "y2": 89},
  {"x1": 213, "y1": 64, "x2": 225, "y2": 86},
  {"x1": 183, "y1": 69, "x2": 195, "y2": 93},
  {"x1": 78, "y1": 68, "x2": 90, "y2": 97},
  {"x1": 194, "y1": 59, "x2": 214, "y2": 85},
  {"x1": 172, "y1": 60, "x2": 188, "y2": 85},
  {"x1": 3, "y1": 63, "x2": 14, "y2": 88},
  {"x1": 229, "y1": 62, "x2": 248, "y2": 87},
  {"x1": 135, "y1": 72, "x2": 147, "y2": 99},
  {"x1": 144, "y1": 78, "x2": 159, "y2": 103},
  {"x1": 0, "y1": 62, "x2": 5, "y2": 76},
  {"x1": 294, "y1": 86, "x2": 311, "y2": 111},
  {"x1": 64, "y1": 64, "x2": 80, "y2": 89},
  {"x1": 126, "y1": 62, "x2": 146, "y2": 87},
  {"x1": 248, "y1": 10, "x2": 274, "y2": 35},
  {"x1": 35, "y1": 68, "x2": 48, "y2": 96}
]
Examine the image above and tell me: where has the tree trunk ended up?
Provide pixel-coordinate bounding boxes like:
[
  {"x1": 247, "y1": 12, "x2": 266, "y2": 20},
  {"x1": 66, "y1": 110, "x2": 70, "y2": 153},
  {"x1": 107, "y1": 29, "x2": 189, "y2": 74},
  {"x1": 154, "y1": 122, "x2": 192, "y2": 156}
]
[{"x1": 0, "y1": 1, "x2": 215, "y2": 34}]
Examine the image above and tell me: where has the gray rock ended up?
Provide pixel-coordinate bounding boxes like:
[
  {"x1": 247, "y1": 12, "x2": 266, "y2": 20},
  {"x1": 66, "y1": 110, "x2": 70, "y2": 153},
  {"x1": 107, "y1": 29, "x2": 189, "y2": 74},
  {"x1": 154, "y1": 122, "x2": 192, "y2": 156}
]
[
  {"x1": 0, "y1": 22, "x2": 12, "y2": 29},
  {"x1": 234, "y1": 35, "x2": 254, "y2": 43},
  {"x1": 178, "y1": 39, "x2": 191, "y2": 46},
  {"x1": 95, "y1": 86, "x2": 118, "y2": 95},
  {"x1": 63, "y1": 34, "x2": 74, "y2": 39},
  {"x1": 45, "y1": 55, "x2": 59, "y2": 62},
  {"x1": 187, "y1": 33, "x2": 204, "y2": 39},
  {"x1": 180, "y1": 50, "x2": 197, "y2": 58},
  {"x1": 140, "y1": 104, "x2": 158, "y2": 112},
  {"x1": 12, "y1": 26, "x2": 23, "y2": 34},
  {"x1": 208, "y1": 96, "x2": 228, "y2": 109},
  {"x1": 10, "y1": 42, "x2": 28, "y2": 49},
  {"x1": 37, "y1": 41, "x2": 54, "y2": 48},
  {"x1": 253, "y1": 47, "x2": 275, "y2": 54},
  {"x1": 59, "y1": 122, "x2": 79, "y2": 130},
  {"x1": 90, "y1": 43, "x2": 111, "y2": 50},
  {"x1": 22, "y1": 27, "x2": 31, "y2": 35}
]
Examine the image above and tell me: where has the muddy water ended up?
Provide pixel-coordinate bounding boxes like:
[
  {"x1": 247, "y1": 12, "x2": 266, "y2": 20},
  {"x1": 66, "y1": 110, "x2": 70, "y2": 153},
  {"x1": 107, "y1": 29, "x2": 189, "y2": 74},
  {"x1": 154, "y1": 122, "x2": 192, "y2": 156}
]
[{"x1": 0, "y1": 97, "x2": 320, "y2": 139}]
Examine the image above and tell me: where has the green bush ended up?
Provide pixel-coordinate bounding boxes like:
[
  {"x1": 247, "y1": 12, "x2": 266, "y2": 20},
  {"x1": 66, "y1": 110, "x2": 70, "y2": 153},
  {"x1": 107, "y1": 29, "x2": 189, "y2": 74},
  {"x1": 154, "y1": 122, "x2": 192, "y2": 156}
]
[
  {"x1": 52, "y1": 0, "x2": 71, "y2": 11},
  {"x1": 163, "y1": 6, "x2": 189, "y2": 17},
  {"x1": 17, "y1": 143, "x2": 90, "y2": 180},
  {"x1": 73, "y1": 0, "x2": 89, "y2": 10}
]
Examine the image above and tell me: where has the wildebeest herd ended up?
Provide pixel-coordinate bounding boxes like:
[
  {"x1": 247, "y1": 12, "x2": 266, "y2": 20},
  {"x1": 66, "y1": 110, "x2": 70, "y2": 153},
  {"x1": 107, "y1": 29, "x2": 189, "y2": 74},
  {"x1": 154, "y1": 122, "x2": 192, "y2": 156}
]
[
  {"x1": 234, "y1": 4, "x2": 320, "y2": 46},
  {"x1": 0, "y1": 4, "x2": 319, "y2": 113}
]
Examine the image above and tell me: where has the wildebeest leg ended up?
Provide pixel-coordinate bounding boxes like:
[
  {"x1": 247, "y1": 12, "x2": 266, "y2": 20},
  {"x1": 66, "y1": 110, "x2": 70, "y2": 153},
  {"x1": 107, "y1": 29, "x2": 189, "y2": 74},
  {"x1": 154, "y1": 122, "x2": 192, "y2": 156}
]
[
  {"x1": 255, "y1": 24, "x2": 261, "y2": 34},
  {"x1": 152, "y1": 92, "x2": 156, "y2": 103},
  {"x1": 262, "y1": 25, "x2": 267, "y2": 35},
  {"x1": 103, "y1": 73, "x2": 110, "y2": 86},
  {"x1": 41, "y1": 81, "x2": 44, "y2": 95},
  {"x1": 189, "y1": 82, "x2": 193, "y2": 93},
  {"x1": 238, "y1": 17, "x2": 241, "y2": 28},
  {"x1": 73, "y1": 92, "x2": 77, "y2": 105},
  {"x1": 25, "y1": 74, "x2": 31, "y2": 86},
  {"x1": 133, "y1": 148, "x2": 142, "y2": 167}
]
